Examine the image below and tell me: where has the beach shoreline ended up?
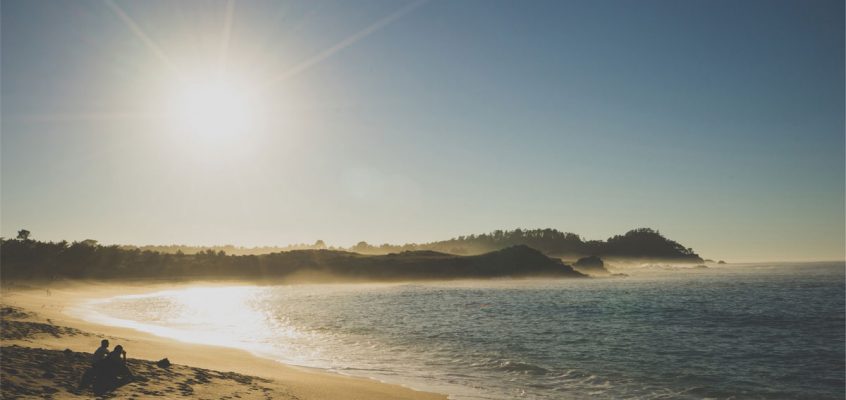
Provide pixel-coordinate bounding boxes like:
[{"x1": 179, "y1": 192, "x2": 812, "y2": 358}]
[{"x1": 0, "y1": 280, "x2": 447, "y2": 399}]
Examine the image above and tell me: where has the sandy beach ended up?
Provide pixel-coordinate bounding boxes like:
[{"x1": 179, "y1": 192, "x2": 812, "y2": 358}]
[{"x1": 0, "y1": 281, "x2": 447, "y2": 400}]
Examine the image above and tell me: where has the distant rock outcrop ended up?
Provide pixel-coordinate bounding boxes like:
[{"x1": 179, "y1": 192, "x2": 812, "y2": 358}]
[
  {"x1": 572, "y1": 256, "x2": 610, "y2": 275},
  {"x1": 574, "y1": 256, "x2": 604, "y2": 268}
]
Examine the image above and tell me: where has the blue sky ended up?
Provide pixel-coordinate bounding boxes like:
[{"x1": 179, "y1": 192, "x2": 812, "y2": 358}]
[{"x1": 2, "y1": 0, "x2": 844, "y2": 261}]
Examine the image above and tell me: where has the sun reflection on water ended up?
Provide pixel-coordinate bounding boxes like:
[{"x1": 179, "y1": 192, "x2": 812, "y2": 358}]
[{"x1": 76, "y1": 286, "x2": 298, "y2": 351}]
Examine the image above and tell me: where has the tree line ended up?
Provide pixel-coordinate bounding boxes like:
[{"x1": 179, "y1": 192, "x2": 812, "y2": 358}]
[
  {"x1": 349, "y1": 228, "x2": 701, "y2": 260},
  {"x1": 1, "y1": 230, "x2": 586, "y2": 281},
  {"x1": 114, "y1": 228, "x2": 701, "y2": 261},
  {"x1": 1, "y1": 227, "x2": 701, "y2": 280}
]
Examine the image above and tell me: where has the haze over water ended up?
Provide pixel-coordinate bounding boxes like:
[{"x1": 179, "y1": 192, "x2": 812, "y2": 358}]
[{"x1": 79, "y1": 262, "x2": 845, "y2": 399}]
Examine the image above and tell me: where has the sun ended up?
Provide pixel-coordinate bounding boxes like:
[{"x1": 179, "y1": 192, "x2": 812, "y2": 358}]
[{"x1": 168, "y1": 73, "x2": 261, "y2": 139}]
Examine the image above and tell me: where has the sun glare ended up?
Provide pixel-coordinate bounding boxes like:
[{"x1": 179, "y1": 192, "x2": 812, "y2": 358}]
[{"x1": 168, "y1": 74, "x2": 261, "y2": 139}]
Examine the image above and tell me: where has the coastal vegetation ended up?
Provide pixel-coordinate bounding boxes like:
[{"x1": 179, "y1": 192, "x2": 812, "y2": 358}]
[
  {"x1": 117, "y1": 228, "x2": 702, "y2": 261},
  {"x1": 1, "y1": 232, "x2": 584, "y2": 281}
]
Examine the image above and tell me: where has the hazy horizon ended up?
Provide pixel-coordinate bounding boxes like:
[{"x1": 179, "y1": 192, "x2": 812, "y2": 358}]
[
  {"x1": 3, "y1": 227, "x2": 842, "y2": 264},
  {"x1": 2, "y1": 0, "x2": 844, "y2": 264}
]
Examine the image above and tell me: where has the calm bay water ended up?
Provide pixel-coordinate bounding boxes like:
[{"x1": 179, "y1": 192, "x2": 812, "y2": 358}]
[{"x1": 79, "y1": 262, "x2": 845, "y2": 399}]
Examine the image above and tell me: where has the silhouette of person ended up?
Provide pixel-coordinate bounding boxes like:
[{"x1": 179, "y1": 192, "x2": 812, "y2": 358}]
[
  {"x1": 92, "y1": 339, "x2": 110, "y2": 366},
  {"x1": 105, "y1": 345, "x2": 134, "y2": 379},
  {"x1": 80, "y1": 339, "x2": 110, "y2": 389},
  {"x1": 92, "y1": 344, "x2": 134, "y2": 394}
]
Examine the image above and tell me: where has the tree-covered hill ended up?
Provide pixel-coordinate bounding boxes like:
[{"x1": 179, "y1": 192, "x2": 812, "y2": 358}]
[
  {"x1": 350, "y1": 228, "x2": 702, "y2": 261},
  {"x1": 0, "y1": 237, "x2": 584, "y2": 282},
  {"x1": 117, "y1": 228, "x2": 702, "y2": 262}
]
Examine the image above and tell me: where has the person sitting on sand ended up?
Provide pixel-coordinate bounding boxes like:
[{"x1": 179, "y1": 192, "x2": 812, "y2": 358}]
[
  {"x1": 103, "y1": 345, "x2": 134, "y2": 379},
  {"x1": 80, "y1": 339, "x2": 110, "y2": 389},
  {"x1": 92, "y1": 344, "x2": 134, "y2": 394},
  {"x1": 92, "y1": 339, "x2": 110, "y2": 366}
]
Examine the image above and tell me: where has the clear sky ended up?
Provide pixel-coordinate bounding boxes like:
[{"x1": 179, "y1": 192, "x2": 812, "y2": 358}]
[{"x1": 2, "y1": 0, "x2": 843, "y2": 262}]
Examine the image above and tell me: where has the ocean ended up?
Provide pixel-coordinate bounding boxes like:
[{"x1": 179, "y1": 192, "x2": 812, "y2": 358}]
[{"x1": 76, "y1": 262, "x2": 845, "y2": 399}]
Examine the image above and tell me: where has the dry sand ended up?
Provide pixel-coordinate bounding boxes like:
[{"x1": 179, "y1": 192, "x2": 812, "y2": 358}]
[{"x1": 0, "y1": 281, "x2": 447, "y2": 399}]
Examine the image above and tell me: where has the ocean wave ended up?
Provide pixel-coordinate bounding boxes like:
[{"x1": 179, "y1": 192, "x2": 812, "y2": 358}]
[{"x1": 496, "y1": 360, "x2": 550, "y2": 375}]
